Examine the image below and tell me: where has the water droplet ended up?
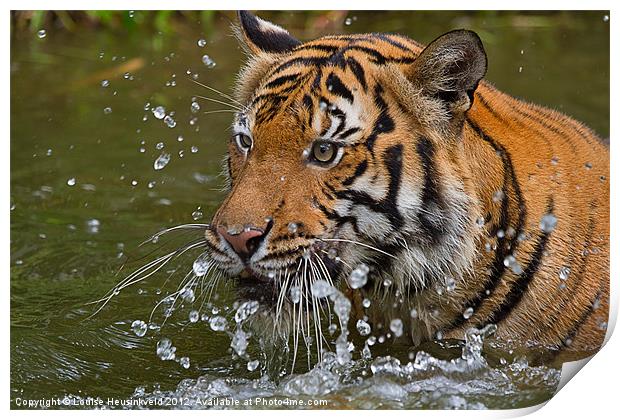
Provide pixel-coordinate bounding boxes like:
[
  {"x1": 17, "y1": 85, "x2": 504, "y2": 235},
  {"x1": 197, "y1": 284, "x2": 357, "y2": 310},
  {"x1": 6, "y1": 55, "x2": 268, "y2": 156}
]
[
  {"x1": 67, "y1": 177, "x2": 76, "y2": 186},
  {"x1": 540, "y1": 213, "x2": 557, "y2": 233},
  {"x1": 164, "y1": 115, "x2": 176, "y2": 128},
  {"x1": 463, "y1": 307, "x2": 474, "y2": 319},
  {"x1": 410, "y1": 308, "x2": 418, "y2": 319},
  {"x1": 179, "y1": 356, "x2": 190, "y2": 369},
  {"x1": 311, "y1": 280, "x2": 333, "y2": 298},
  {"x1": 189, "y1": 310, "x2": 199, "y2": 323},
  {"x1": 156, "y1": 338, "x2": 176, "y2": 360},
  {"x1": 191, "y1": 101, "x2": 200, "y2": 113},
  {"x1": 551, "y1": 156, "x2": 559, "y2": 165},
  {"x1": 153, "y1": 152, "x2": 171, "y2": 170},
  {"x1": 103, "y1": 107, "x2": 112, "y2": 114},
  {"x1": 603, "y1": 15, "x2": 609, "y2": 22},
  {"x1": 197, "y1": 38, "x2": 207, "y2": 47},
  {"x1": 356, "y1": 319, "x2": 371, "y2": 336},
  {"x1": 383, "y1": 277, "x2": 392, "y2": 287},
  {"x1": 234, "y1": 300, "x2": 259, "y2": 323},
  {"x1": 192, "y1": 254, "x2": 210, "y2": 276},
  {"x1": 349, "y1": 264, "x2": 369, "y2": 289},
  {"x1": 131, "y1": 320, "x2": 148, "y2": 337},
  {"x1": 518, "y1": 66, "x2": 523, "y2": 73},
  {"x1": 476, "y1": 217, "x2": 485, "y2": 227},
  {"x1": 584, "y1": 162, "x2": 593, "y2": 170},
  {"x1": 362, "y1": 298, "x2": 371, "y2": 308},
  {"x1": 390, "y1": 318, "x2": 404, "y2": 337},
  {"x1": 178, "y1": 288, "x2": 194, "y2": 304},
  {"x1": 445, "y1": 277, "x2": 456, "y2": 292},
  {"x1": 37, "y1": 29, "x2": 46, "y2": 39},
  {"x1": 201, "y1": 54, "x2": 216, "y2": 68},
  {"x1": 101, "y1": 79, "x2": 110, "y2": 88},
  {"x1": 152, "y1": 106, "x2": 166, "y2": 119},
  {"x1": 231, "y1": 328, "x2": 249, "y2": 356},
  {"x1": 191, "y1": 208, "x2": 203, "y2": 220},
  {"x1": 289, "y1": 286, "x2": 301, "y2": 304},
  {"x1": 559, "y1": 266, "x2": 570, "y2": 281},
  {"x1": 86, "y1": 219, "x2": 100, "y2": 234},
  {"x1": 492, "y1": 190, "x2": 505, "y2": 203},
  {"x1": 190, "y1": 146, "x2": 199, "y2": 153},
  {"x1": 287, "y1": 222, "x2": 298, "y2": 233},
  {"x1": 344, "y1": 17, "x2": 352, "y2": 25},
  {"x1": 247, "y1": 360, "x2": 260, "y2": 371},
  {"x1": 209, "y1": 316, "x2": 227, "y2": 331}
]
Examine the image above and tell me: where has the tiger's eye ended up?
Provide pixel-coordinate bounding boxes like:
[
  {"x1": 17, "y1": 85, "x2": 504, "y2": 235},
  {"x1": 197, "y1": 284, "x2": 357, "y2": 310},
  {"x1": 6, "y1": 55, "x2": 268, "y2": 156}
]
[
  {"x1": 312, "y1": 141, "x2": 337, "y2": 163},
  {"x1": 235, "y1": 133, "x2": 252, "y2": 150}
]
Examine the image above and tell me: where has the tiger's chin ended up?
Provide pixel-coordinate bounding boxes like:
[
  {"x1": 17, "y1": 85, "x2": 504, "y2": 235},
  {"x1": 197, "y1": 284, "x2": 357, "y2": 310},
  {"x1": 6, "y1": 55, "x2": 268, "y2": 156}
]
[{"x1": 229, "y1": 249, "x2": 343, "y2": 307}]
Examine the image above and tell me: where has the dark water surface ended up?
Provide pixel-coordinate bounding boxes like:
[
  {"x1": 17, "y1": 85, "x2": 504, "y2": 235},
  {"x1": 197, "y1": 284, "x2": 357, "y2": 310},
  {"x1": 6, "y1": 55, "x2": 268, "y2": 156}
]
[{"x1": 10, "y1": 11, "x2": 609, "y2": 409}]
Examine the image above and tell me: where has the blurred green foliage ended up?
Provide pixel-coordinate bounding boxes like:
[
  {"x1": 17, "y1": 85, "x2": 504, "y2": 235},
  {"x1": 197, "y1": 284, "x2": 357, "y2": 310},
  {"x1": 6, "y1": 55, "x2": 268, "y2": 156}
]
[{"x1": 11, "y1": 10, "x2": 221, "y2": 34}]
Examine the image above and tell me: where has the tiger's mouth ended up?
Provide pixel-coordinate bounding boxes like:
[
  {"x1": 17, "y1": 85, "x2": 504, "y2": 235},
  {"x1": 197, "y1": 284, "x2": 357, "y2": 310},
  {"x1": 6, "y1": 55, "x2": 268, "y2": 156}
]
[{"x1": 232, "y1": 245, "x2": 344, "y2": 307}]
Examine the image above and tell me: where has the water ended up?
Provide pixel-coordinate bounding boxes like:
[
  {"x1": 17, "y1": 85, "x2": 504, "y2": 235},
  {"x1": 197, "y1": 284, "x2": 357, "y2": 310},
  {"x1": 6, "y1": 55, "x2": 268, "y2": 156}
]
[{"x1": 10, "y1": 11, "x2": 608, "y2": 409}]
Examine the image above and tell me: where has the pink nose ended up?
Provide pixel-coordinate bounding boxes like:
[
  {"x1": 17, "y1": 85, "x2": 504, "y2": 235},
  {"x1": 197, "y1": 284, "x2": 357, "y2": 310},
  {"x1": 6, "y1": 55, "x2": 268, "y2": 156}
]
[{"x1": 217, "y1": 227, "x2": 265, "y2": 257}]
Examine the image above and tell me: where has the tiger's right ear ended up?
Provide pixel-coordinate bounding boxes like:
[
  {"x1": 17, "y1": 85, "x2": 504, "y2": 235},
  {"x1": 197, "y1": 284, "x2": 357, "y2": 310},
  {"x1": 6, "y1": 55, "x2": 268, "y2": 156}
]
[
  {"x1": 236, "y1": 11, "x2": 301, "y2": 55},
  {"x1": 406, "y1": 29, "x2": 487, "y2": 114}
]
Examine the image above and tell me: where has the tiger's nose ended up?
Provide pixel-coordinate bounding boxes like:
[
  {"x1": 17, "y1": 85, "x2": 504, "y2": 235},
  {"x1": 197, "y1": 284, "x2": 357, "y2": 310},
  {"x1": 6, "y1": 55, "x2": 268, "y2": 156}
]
[{"x1": 217, "y1": 224, "x2": 270, "y2": 259}]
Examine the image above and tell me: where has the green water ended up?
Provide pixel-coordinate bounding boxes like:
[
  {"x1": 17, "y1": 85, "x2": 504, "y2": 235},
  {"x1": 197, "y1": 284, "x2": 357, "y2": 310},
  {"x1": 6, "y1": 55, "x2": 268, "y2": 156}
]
[{"x1": 10, "y1": 11, "x2": 609, "y2": 409}]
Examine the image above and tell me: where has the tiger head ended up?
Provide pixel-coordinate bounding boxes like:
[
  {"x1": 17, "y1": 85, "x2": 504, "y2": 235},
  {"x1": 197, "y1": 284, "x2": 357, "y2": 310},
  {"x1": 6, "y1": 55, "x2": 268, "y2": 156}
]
[{"x1": 206, "y1": 12, "x2": 487, "y2": 310}]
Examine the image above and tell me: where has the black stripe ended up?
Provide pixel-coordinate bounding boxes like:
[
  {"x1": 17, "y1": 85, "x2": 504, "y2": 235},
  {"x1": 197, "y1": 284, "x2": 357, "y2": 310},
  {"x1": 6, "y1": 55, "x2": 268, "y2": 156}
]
[
  {"x1": 474, "y1": 92, "x2": 505, "y2": 123},
  {"x1": 334, "y1": 144, "x2": 404, "y2": 230},
  {"x1": 369, "y1": 33, "x2": 415, "y2": 52},
  {"x1": 345, "y1": 45, "x2": 416, "y2": 65},
  {"x1": 332, "y1": 115, "x2": 347, "y2": 137},
  {"x1": 317, "y1": 203, "x2": 360, "y2": 234},
  {"x1": 270, "y1": 56, "x2": 328, "y2": 76},
  {"x1": 444, "y1": 118, "x2": 527, "y2": 332},
  {"x1": 326, "y1": 72, "x2": 354, "y2": 103},
  {"x1": 343, "y1": 160, "x2": 368, "y2": 186},
  {"x1": 293, "y1": 43, "x2": 341, "y2": 53},
  {"x1": 265, "y1": 73, "x2": 300, "y2": 89},
  {"x1": 302, "y1": 94, "x2": 314, "y2": 129},
  {"x1": 561, "y1": 290, "x2": 602, "y2": 348},
  {"x1": 365, "y1": 85, "x2": 395, "y2": 151},
  {"x1": 338, "y1": 127, "x2": 361, "y2": 140},
  {"x1": 416, "y1": 137, "x2": 445, "y2": 242},
  {"x1": 481, "y1": 197, "x2": 553, "y2": 327},
  {"x1": 346, "y1": 57, "x2": 367, "y2": 90},
  {"x1": 512, "y1": 107, "x2": 577, "y2": 153}
]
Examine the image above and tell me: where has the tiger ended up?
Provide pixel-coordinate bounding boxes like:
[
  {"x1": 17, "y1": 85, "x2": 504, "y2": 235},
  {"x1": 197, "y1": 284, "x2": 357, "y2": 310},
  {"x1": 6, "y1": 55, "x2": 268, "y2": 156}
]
[{"x1": 202, "y1": 11, "x2": 610, "y2": 362}]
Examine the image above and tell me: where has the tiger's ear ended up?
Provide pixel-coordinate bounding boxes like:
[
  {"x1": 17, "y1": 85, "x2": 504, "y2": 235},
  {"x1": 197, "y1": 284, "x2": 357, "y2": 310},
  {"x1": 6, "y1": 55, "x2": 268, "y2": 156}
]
[
  {"x1": 407, "y1": 30, "x2": 487, "y2": 113},
  {"x1": 236, "y1": 11, "x2": 301, "y2": 55}
]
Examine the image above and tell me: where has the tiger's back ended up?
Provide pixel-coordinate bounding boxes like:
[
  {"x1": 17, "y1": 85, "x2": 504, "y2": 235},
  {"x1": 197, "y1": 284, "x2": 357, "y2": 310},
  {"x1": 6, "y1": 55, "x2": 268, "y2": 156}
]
[{"x1": 452, "y1": 83, "x2": 610, "y2": 351}]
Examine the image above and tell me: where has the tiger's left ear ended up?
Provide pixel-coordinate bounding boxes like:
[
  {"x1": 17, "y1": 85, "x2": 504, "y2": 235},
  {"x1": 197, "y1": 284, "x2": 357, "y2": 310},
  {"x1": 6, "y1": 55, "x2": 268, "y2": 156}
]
[
  {"x1": 406, "y1": 30, "x2": 487, "y2": 114},
  {"x1": 237, "y1": 11, "x2": 301, "y2": 55}
]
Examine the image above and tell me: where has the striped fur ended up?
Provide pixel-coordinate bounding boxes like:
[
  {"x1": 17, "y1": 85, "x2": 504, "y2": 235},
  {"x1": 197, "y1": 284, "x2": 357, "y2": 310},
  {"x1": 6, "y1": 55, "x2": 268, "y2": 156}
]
[{"x1": 206, "y1": 12, "x2": 609, "y2": 357}]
